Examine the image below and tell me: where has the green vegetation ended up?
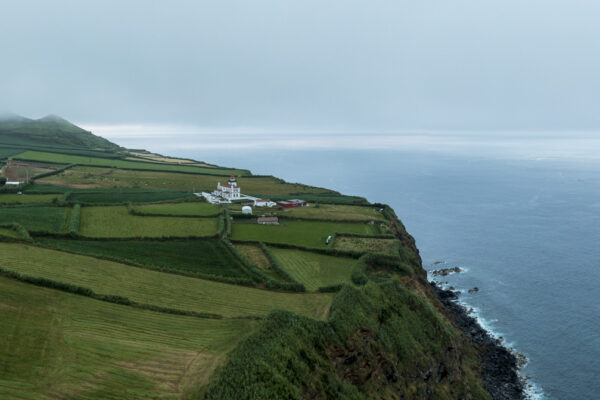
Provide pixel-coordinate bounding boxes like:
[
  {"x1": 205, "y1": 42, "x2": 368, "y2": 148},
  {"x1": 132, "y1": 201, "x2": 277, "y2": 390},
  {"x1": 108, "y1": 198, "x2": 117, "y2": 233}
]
[
  {"x1": 278, "y1": 204, "x2": 386, "y2": 221},
  {"x1": 333, "y1": 236, "x2": 400, "y2": 254},
  {"x1": 0, "y1": 205, "x2": 69, "y2": 233},
  {"x1": 0, "y1": 227, "x2": 20, "y2": 238},
  {"x1": 0, "y1": 114, "x2": 121, "y2": 151},
  {"x1": 15, "y1": 150, "x2": 248, "y2": 175},
  {"x1": 269, "y1": 248, "x2": 356, "y2": 291},
  {"x1": 66, "y1": 189, "x2": 196, "y2": 204},
  {"x1": 0, "y1": 277, "x2": 253, "y2": 399},
  {"x1": 0, "y1": 243, "x2": 333, "y2": 319},
  {"x1": 0, "y1": 148, "x2": 23, "y2": 158},
  {"x1": 205, "y1": 280, "x2": 489, "y2": 400},
  {"x1": 132, "y1": 201, "x2": 220, "y2": 216},
  {"x1": 231, "y1": 220, "x2": 379, "y2": 248},
  {"x1": 0, "y1": 194, "x2": 60, "y2": 204},
  {"x1": 36, "y1": 238, "x2": 252, "y2": 280},
  {"x1": 79, "y1": 206, "x2": 219, "y2": 238},
  {"x1": 37, "y1": 165, "x2": 332, "y2": 194}
]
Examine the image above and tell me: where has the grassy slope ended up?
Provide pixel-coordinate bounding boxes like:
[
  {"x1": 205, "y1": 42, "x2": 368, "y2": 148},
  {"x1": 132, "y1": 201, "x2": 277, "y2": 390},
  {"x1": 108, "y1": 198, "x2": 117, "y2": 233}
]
[
  {"x1": 270, "y1": 248, "x2": 355, "y2": 291},
  {"x1": 231, "y1": 220, "x2": 379, "y2": 248},
  {"x1": 0, "y1": 277, "x2": 253, "y2": 400},
  {"x1": 0, "y1": 206, "x2": 69, "y2": 232},
  {"x1": 80, "y1": 206, "x2": 218, "y2": 238},
  {"x1": 37, "y1": 165, "x2": 332, "y2": 194},
  {"x1": 133, "y1": 202, "x2": 220, "y2": 216},
  {"x1": 204, "y1": 281, "x2": 489, "y2": 400},
  {"x1": 333, "y1": 236, "x2": 399, "y2": 254},
  {"x1": 0, "y1": 115, "x2": 120, "y2": 151},
  {"x1": 0, "y1": 194, "x2": 60, "y2": 204},
  {"x1": 16, "y1": 150, "x2": 248, "y2": 176},
  {"x1": 278, "y1": 204, "x2": 386, "y2": 221},
  {"x1": 35, "y1": 238, "x2": 251, "y2": 279},
  {"x1": 0, "y1": 243, "x2": 333, "y2": 319}
]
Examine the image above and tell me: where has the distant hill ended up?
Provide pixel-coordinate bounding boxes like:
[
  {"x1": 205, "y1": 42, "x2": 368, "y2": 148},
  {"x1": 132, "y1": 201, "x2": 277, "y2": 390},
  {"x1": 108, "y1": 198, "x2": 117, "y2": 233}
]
[{"x1": 0, "y1": 114, "x2": 121, "y2": 151}]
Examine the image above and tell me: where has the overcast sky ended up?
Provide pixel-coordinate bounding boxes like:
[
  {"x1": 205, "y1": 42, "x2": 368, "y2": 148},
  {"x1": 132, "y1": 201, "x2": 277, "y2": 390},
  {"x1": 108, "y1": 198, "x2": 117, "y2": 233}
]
[{"x1": 1, "y1": 0, "x2": 599, "y2": 133}]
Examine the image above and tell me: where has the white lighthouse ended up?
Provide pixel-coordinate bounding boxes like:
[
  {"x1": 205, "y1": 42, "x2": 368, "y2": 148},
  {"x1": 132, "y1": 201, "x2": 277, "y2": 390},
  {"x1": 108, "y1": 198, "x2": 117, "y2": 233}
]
[{"x1": 215, "y1": 174, "x2": 241, "y2": 200}]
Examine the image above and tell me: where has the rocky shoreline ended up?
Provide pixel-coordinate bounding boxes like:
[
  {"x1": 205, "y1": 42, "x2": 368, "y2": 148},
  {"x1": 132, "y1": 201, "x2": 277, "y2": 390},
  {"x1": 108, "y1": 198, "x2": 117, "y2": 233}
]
[{"x1": 432, "y1": 282, "x2": 526, "y2": 400}]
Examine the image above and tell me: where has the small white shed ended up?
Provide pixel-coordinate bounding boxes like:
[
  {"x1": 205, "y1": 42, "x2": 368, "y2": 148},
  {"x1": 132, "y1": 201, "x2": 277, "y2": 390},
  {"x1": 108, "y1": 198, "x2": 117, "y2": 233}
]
[{"x1": 242, "y1": 206, "x2": 253, "y2": 215}]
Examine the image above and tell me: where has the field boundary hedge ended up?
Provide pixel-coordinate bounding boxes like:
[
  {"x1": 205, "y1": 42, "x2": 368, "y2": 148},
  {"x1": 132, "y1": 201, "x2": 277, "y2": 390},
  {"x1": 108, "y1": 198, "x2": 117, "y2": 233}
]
[
  {"x1": 0, "y1": 223, "x2": 33, "y2": 242},
  {"x1": 0, "y1": 266, "x2": 224, "y2": 319},
  {"x1": 32, "y1": 239, "x2": 259, "y2": 287},
  {"x1": 69, "y1": 204, "x2": 81, "y2": 234},
  {"x1": 30, "y1": 163, "x2": 77, "y2": 181}
]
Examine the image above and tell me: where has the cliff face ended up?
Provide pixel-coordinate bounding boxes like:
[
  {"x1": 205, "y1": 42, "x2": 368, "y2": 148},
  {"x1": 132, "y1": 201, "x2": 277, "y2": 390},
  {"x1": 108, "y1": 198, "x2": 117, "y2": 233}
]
[{"x1": 200, "y1": 206, "x2": 522, "y2": 400}]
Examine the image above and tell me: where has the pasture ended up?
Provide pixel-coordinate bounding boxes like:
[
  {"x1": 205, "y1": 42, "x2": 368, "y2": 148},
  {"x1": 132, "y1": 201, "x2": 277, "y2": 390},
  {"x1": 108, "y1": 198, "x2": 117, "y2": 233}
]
[
  {"x1": 133, "y1": 202, "x2": 220, "y2": 216},
  {"x1": 333, "y1": 236, "x2": 400, "y2": 255},
  {"x1": 67, "y1": 189, "x2": 195, "y2": 204},
  {"x1": 14, "y1": 150, "x2": 248, "y2": 176},
  {"x1": 0, "y1": 206, "x2": 69, "y2": 233},
  {"x1": 0, "y1": 194, "x2": 60, "y2": 204},
  {"x1": 79, "y1": 206, "x2": 219, "y2": 237},
  {"x1": 36, "y1": 238, "x2": 250, "y2": 279},
  {"x1": 274, "y1": 204, "x2": 386, "y2": 221},
  {"x1": 37, "y1": 165, "x2": 333, "y2": 195},
  {"x1": 0, "y1": 227, "x2": 20, "y2": 238},
  {"x1": 269, "y1": 248, "x2": 355, "y2": 291},
  {"x1": 230, "y1": 220, "x2": 379, "y2": 248},
  {"x1": 0, "y1": 277, "x2": 253, "y2": 400},
  {"x1": 0, "y1": 243, "x2": 333, "y2": 319}
]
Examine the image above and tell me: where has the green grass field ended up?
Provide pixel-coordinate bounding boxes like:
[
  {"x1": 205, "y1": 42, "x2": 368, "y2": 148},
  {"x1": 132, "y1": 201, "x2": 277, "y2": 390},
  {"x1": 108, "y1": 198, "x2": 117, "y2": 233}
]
[
  {"x1": 0, "y1": 243, "x2": 333, "y2": 319},
  {"x1": 15, "y1": 150, "x2": 248, "y2": 176},
  {"x1": 230, "y1": 220, "x2": 379, "y2": 248},
  {"x1": 79, "y1": 206, "x2": 219, "y2": 237},
  {"x1": 36, "y1": 238, "x2": 250, "y2": 279},
  {"x1": 37, "y1": 165, "x2": 333, "y2": 194},
  {"x1": 133, "y1": 202, "x2": 220, "y2": 216},
  {"x1": 255, "y1": 204, "x2": 386, "y2": 221},
  {"x1": 0, "y1": 194, "x2": 60, "y2": 204},
  {"x1": 270, "y1": 248, "x2": 355, "y2": 291},
  {"x1": 0, "y1": 206, "x2": 69, "y2": 232},
  {"x1": 67, "y1": 189, "x2": 195, "y2": 204},
  {"x1": 333, "y1": 236, "x2": 399, "y2": 254},
  {"x1": 0, "y1": 277, "x2": 253, "y2": 399}
]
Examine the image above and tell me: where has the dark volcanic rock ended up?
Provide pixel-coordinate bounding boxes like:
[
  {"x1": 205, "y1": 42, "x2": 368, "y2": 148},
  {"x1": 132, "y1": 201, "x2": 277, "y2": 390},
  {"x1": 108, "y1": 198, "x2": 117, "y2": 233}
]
[
  {"x1": 468, "y1": 287, "x2": 480, "y2": 294},
  {"x1": 431, "y1": 282, "x2": 525, "y2": 400},
  {"x1": 431, "y1": 266, "x2": 463, "y2": 276}
]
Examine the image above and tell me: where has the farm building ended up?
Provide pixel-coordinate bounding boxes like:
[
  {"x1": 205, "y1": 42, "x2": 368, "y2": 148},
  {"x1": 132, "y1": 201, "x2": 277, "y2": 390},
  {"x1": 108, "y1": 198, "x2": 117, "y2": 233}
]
[
  {"x1": 277, "y1": 199, "x2": 308, "y2": 208},
  {"x1": 254, "y1": 199, "x2": 276, "y2": 207},
  {"x1": 215, "y1": 174, "x2": 241, "y2": 200},
  {"x1": 257, "y1": 216, "x2": 279, "y2": 225}
]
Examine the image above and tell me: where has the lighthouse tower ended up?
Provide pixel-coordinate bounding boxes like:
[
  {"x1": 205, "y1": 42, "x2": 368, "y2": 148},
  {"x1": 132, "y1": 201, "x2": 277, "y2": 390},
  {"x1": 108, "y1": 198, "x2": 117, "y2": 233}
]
[{"x1": 215, "y1": 174, "x2": 241, "y2": 200}]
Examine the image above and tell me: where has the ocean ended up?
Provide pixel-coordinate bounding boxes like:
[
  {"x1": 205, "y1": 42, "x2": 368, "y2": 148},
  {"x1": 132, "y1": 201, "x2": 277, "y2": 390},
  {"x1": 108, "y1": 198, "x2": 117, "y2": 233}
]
[{"x1": 108, "y1": 133, "x2": 600, "y2": 399}]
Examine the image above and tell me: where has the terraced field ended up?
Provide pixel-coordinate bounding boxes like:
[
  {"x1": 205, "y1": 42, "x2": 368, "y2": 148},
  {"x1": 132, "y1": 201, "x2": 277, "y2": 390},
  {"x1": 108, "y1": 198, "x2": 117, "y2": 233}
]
[
  {"x1": 0, "y1": 243, "x2": 333, "y2": 319},
  {"x1": 270, "y1": 248, "x2": 356, "y2": 291},
  {"x1": 0, "y1": 194, "x2": 60, "y2": 204},
  {"x1": 36, "y1": 238, "x2": 250, "y2": 279},
  {"x1": 0, "y1": 277, "x2": 253, "y2": 400},
  {"x1": 14, "y1": 150, "x2": 248, "y2": 176},
  {"x1": 230, "y1": 220, "x2": 379, "y2": 248},
  {"x1": 79, "y1": 206, "x2": 219, "y2": 237},
  {"x1": 0, "y1": 206, "x2": 69, "y2": 232},
  {"x1": 37, "y1": 165, "x2": 333, "y2": 194},
  {"x1": 133, "y1": 202, "x2": 220, "y2": 216}
]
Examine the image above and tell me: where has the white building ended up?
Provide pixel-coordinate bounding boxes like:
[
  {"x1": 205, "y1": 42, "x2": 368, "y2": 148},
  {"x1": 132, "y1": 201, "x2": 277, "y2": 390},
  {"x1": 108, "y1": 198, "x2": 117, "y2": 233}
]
[
  {"x1": 215, "y1": 174, "x2": 241, "y2": 200},
  {"x1": 242, "y1": 206, "x2": 253, "y2": 214},
  {"x1": 254, "y1": 199, "x2": 276, "y2": 207}
]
